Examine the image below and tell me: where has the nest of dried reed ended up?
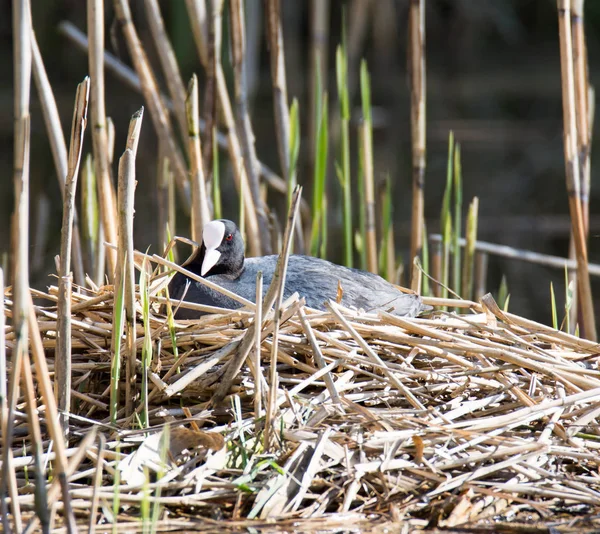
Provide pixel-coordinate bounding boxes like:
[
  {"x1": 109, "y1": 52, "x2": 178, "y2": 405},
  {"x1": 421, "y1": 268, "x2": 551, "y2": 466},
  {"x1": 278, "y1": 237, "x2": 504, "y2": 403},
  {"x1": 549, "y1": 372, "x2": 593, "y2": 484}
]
[{"x1": 3, "y1": 273, "x2": 600, "y2": 533}]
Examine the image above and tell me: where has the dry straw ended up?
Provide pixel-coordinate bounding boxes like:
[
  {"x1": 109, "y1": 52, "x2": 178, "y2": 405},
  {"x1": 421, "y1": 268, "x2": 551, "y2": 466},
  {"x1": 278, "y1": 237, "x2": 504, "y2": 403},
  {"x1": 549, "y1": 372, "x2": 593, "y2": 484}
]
[{"x1": 5, "y1": 274, "x2": 600, "y2": 529}]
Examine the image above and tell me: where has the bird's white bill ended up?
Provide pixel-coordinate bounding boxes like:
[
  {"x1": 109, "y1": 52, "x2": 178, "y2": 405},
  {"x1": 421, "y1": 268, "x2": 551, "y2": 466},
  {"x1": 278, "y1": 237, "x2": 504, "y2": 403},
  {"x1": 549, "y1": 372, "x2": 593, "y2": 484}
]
[{"x1": 201, "y1": 248, "x2": 221, "y2": 276}]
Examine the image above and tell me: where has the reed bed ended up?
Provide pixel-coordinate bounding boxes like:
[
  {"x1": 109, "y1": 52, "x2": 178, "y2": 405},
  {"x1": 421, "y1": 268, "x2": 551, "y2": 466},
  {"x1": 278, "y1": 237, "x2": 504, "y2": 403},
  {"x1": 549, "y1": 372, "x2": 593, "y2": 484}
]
[{"x1": 3, "y1": 277, "x2": 600, "y2": 531}]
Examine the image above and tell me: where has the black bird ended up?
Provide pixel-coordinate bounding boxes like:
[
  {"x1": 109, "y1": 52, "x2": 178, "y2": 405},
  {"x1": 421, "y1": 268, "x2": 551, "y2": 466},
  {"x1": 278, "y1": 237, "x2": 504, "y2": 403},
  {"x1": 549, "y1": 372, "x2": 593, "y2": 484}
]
[{"x1": 167, "y1": 219, "x2": 431, "y2": 319}]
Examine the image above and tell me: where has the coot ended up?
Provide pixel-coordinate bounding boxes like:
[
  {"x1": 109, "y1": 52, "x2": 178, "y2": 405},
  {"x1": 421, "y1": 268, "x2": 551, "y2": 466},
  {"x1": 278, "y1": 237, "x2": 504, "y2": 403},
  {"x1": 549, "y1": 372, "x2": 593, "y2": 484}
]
[{"x1": 167, "y1": 220, "x2": 431, "y2": 319}]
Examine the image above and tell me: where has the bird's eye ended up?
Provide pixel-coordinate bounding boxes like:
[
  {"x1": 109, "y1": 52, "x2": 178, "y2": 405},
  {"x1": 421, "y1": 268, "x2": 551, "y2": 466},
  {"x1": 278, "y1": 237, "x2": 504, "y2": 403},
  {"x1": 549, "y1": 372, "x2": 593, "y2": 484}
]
[{"x1": 226, "y1": 233, "x2": 233, "y2": 242}]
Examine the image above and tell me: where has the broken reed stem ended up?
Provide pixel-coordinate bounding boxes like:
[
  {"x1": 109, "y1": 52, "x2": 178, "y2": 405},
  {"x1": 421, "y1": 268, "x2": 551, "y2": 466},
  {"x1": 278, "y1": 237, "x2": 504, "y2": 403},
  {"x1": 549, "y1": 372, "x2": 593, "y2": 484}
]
[
  {"x1": 119, "y1": 108, "x2": 143, "y2": 418},
  {"x1": 56, "y1": 77, "x2": 90, "y2": 435},
  {"x1": 31, "y1": 31, "x2": 86, "y2": 286},
  {"x1": 88, "y1": 0, "x2": 117, "y2": 281},
  {"x1": 212, "y1": 187, "x2": 303, "y2": 406},
  {"x1": 186, "y1": 75, "x2": 211, "y2": 242},
  {"x1": 557, "y1": 0, "x2": 596, "y2": 340},
  {"x1": 264, "y1": 186, "x2": 303, "y2": 451},
  {"x1": 185, "y1": 1, "x2": 262, "y2": 258},
  {"x1": 113, "y1": 0, "x2": 191, "y2": 214},
  {"x1": 229, "y1": 0, "x2": 272, "y2": 254},
  {"x1": 144, "y1": 0, "x2": 189, "y2": 153},
  {"x1": 408, "y1": 0, "x2": 426, "y2": 283}
]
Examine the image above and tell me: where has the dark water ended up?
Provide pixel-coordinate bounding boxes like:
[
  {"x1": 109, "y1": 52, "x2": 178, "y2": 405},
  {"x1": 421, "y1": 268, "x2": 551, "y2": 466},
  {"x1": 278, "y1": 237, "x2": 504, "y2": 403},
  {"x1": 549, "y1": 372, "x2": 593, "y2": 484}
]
[{"x1": 3, "y1": 1, "x2": 600, "y2": 324}]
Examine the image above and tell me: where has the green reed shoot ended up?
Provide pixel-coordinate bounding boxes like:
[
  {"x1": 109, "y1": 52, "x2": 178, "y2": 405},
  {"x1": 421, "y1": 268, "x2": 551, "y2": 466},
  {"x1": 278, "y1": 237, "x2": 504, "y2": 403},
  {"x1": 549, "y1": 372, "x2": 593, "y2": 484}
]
[
  {"x1": 550, "y1": 282, "x2": 558, "y2": 329},
  {"x1": 564, "y1": 266, "x2": 575, "y2": 333},
  {"x1": 141, "y1": 466, "x2": 150, "y2": 532},
  {"x1": 378, "y1": 175, "x2": 393, "y2": 280},
  {"x1": 462, "y1": 196, "x2": 479, "y2": 301},
  {"x1": 453, "y1": 143, "x2": 463, "y2": 298},
  {"x1": 358, "y1": 60, "x2": 373, "y2": 271},
  {"x1": 440, "y1": 132, "x2": 454, "y2": 307},
  {"x1": 311, "y1": 92, "x2": 329, "y2": 258},
  {"x1": 112, "y1": 440, "x2": 121, "y2": 533},
  {"x1": 110, "y1": 260, "x2": 126, "y2": 426},
  {"x1": 421, "y1": 221, "x2": 430, "y2": 295},
  {"x1": 288, "y1": 98, "x2": 300, "y2": 211},
  {"x1": 336, "y1": 42, "x2": 352, "y2": 267},
  {"x1": 498, "y1": 275, "x2": 509, "y2": 311},
  {"x1": 139, "y1": 255, "x2": 152, "y2": 428}
]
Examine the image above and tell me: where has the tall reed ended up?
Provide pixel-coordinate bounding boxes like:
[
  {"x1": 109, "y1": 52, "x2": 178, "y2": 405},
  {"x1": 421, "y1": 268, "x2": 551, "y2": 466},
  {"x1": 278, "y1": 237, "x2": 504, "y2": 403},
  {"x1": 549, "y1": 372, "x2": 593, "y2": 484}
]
[
  {"x1": 557, "y1": 0, "x2": 596, "y2": 340},
  {"x1": 408, "y1": 0, "x2": 426, "y2": 284}
]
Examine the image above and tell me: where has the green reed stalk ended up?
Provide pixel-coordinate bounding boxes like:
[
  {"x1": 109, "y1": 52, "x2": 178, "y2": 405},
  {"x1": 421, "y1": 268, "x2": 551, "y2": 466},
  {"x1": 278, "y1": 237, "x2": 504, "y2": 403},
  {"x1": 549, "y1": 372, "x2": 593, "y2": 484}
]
[
  {"x1": 311, "y1": 91, "x2": 328, "y2": 258},
  {"x1": 452, "y1": 143, "x2": 462, "y2": 298},
  {"x1": 336, "y1": 43, "x2": 352, "y2": 267},
  {"x1": 110, "y1": 260, "x2": 126, "y2": 425},
  {"x1": 440, "y1": 132, "x2": 454, "y2": 307},
  {"x1": 462, "y1": 196, "x2": 479, "y2": 301},
  {"x1": 139, "y1": 256, "x2": 152, "y2": 428},
  {"x1": 288, "y1": 98, "x2": 300, "y2": 210}
]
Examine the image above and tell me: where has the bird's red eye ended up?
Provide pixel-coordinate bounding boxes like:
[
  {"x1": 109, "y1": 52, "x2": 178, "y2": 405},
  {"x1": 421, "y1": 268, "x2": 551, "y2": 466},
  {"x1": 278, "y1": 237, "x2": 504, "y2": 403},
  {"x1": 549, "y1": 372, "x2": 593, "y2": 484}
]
[{"x1": 226, "y1": 233, "x2": 233, "y2": 241}]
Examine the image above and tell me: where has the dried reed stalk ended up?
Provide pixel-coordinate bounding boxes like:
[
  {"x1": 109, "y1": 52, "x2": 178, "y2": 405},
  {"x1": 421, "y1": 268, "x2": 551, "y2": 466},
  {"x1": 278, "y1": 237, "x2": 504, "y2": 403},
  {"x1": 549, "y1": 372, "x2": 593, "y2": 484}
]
[
  {"x1": 3, "y1": 2, "x2": 32, "y2": 527},
  {"x1": 229, "y1": 0, "x2": 272, "y2": 254},
  {"x1": 31, "y1": 32, "x2": 85, "y2": 286},
  {"x1": 430, "y1": 233, "x2": 600, "y2": 277},
  {"x1": 185, "y1": 0, "x2": 262, "y2": 257},
  {"x1": 27, "y1": 295, "x2": 78, "y2": 532},
  {"x1": 557, "y1": 0, "x2": 596, "y2": 340},
  {"x1": 56, "y1": 77, "x2": 90, "y2": 435},
  {"x1": 58, "y1": 20, "x2": 307, "y2": 219},
  {"x1": 186, "y1": 75, "x2": 211, "y2": 241},
  {"x1": 20, "y1": 350, "x2": 49, "y2": 530},
  {"x1": 117, "y1": 108, "x2": 144, "y2": 417},
  {"x1": 88, "y1": 0, "x2": 117, "y2": 281},
  {"x1": 265, "y1": 0, "x2": 290, "y2": 189},
  {"x1": 572, "y1": 0, "x2": 591, "y2": 233},
  {"x1": 203, "y1": 0, "x2": 223, "y2": 178},
  {"x1": 408, "y1": 0, "x2": 426, "y2": 283},
  {"x1": 113, "y1": 0, "x2": 191, "y2": 213},
  {"x1": 144, "y1": 0, "x2": 189, "y2": 152}
]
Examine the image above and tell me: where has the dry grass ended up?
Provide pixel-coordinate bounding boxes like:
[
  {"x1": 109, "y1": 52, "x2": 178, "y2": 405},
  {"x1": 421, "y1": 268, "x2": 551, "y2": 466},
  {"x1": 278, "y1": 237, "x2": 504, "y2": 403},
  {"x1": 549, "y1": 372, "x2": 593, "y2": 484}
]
[{"x1": 3, "y1": 272, "x2": 600, "y2": 531}]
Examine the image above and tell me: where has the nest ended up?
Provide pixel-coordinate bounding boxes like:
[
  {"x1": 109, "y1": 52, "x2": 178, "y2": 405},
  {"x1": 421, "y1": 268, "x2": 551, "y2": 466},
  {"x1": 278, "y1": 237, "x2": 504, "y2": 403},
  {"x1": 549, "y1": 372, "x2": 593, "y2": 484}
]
[{"x1": 3, "y1": 278, "x2": 600, "y2": 533}]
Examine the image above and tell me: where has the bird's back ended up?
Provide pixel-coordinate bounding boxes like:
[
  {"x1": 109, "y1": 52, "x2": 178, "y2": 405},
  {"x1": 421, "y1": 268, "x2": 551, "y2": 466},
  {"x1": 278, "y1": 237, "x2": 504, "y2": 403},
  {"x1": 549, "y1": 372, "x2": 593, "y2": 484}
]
[{"x1": 168, "y1": 254, "x2": 429, "y2": 319}]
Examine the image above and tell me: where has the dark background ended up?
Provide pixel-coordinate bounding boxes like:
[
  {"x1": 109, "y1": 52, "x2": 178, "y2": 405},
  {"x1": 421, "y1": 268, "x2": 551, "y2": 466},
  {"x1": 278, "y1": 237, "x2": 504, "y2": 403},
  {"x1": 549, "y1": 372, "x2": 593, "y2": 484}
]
[{"x1": 2, "y1": 0, "x2": 600, "y2": 323}]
